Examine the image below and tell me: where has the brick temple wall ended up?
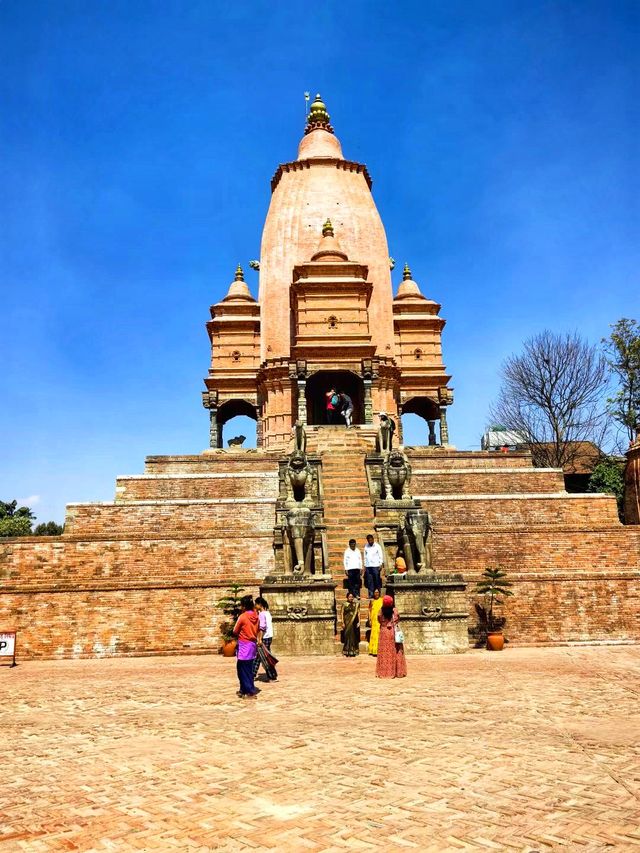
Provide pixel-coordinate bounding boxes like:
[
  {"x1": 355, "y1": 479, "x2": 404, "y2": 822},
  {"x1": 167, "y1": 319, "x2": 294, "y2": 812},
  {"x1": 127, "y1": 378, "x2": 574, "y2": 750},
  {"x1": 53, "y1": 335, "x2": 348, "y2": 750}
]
[
  {"x1": 0, "y1": 535, "x2": 272, "y2": 659},
  {"x1": 0, "y1": 452, "x2": 278, "y2": 659}
]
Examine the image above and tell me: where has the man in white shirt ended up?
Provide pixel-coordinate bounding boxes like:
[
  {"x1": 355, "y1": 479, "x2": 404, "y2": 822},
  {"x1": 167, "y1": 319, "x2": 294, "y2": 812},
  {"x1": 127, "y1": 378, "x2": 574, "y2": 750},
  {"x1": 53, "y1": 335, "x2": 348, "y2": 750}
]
[
  {"x1": 343, "y1": 538, "x2": 363, "y2": 598},
  {"x1": 253, "y1": 596, "x2": 277, "y2": 682},
  {"x1": 363, "y1": 534, "x2": 384, "y2": 598}
]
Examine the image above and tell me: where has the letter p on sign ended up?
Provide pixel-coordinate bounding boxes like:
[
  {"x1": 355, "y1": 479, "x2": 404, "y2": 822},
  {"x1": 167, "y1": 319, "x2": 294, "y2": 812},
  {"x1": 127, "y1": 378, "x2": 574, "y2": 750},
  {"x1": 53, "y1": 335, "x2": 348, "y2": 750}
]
[{"x1": 0, "y1": 632, "x2": 16, "y2": 666}]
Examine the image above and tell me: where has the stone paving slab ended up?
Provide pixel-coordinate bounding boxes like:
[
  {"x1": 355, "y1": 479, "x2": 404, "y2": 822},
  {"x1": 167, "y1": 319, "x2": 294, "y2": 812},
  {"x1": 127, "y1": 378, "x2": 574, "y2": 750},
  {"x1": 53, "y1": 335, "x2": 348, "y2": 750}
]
[{"x1": 1, "y1": 646, "x2": 640, "y2": 852}]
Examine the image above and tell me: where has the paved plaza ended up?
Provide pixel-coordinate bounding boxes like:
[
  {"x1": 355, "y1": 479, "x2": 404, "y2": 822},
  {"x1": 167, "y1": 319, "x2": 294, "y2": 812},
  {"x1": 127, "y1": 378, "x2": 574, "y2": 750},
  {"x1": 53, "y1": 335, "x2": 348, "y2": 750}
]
[{"x1": 2, "y1": 646, "x2": 640, "y2": 852}]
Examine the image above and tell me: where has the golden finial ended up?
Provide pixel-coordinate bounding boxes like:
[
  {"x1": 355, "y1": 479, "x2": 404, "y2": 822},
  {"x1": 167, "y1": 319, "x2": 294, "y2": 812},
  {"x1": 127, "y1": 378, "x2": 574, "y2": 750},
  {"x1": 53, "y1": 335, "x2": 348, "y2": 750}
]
[
  {"x1": 322, "y1": 218, "x2": 334, "y2": 237},
  {"x1": 403, "y1": 263, "x2": 412, "y2": 281},
  {"x1": 234, "y1": 264, "x2": 244, "y2": 281},
  {"x1": 304, "y1": 93, "x2": 334, "y2": 135}
]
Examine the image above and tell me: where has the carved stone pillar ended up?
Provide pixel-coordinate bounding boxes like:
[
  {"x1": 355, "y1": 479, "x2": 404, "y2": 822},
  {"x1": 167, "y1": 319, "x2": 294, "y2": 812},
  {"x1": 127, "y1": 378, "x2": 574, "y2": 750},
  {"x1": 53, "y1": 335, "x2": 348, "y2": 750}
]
[
  {"x1": 437, "y1": 388, "x2": 453, "y2": 446},
  {"x1": 297, "y1": 379, "x2": 307, "y2": 425},
  {"x1": 209, "y1": 408, "x2": 219, "y2": 449},
  {"x1": 439, "y1": 407, "x2": 449, "y2": 445},
  {"x1": 428, "y1": 420, "x2": 437, "y2": 446},
  {"x1": 363, "y1": 379, "x2": 373, "y2": 424},
  {"x1": 255, "y1": 404, "x2": 264, "y2": 448}
]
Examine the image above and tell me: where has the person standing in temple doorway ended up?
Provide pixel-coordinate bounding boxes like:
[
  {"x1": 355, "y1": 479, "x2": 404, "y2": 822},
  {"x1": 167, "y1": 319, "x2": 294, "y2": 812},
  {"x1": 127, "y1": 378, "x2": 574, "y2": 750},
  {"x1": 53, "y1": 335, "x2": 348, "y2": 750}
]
[
  {"x1": 363, "y1": 534, "x2": 383, "y2": 599},
  {"x1": 339, "y1": 391, "x2": 354, "y2": 427},
  {"x1": 343, "y1": 538, "x2": 363, "y2": 598},
  {"x1": 325, "y1": 387, "x2": 339, "y2": 424}
]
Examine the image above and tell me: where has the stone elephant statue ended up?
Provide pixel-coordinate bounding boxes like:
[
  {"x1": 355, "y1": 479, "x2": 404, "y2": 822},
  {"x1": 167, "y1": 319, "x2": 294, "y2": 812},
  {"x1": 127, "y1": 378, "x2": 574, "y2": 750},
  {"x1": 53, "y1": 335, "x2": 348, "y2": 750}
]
[
  {"x1": 283, "y1": 507, "x2": 315, "y2": 576},
  {"x1": 402, "y1": 509, "x2": 433, "y2": 574}
]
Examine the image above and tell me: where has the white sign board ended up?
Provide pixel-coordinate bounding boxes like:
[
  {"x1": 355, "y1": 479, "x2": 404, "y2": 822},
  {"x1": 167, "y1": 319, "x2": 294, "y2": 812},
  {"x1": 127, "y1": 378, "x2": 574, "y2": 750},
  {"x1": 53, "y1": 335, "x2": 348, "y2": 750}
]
[{"x1": 0, "y1": 632, "x2": 16, "y2": 664}]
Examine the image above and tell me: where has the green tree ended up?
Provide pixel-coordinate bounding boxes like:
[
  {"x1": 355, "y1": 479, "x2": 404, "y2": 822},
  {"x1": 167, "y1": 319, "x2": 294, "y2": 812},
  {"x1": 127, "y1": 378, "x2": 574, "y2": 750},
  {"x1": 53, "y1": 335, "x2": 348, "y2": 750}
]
[
  {"x1": 588, "y1": 458, "x2": 625, "y2": 521},
  {"x1": 0, "y1": 500, "x2": 36, "y2": 537},
  {"x1": 34, "y1": 521, "x2": 64, "y2": 536},
  {"x1": 603, "y1": 318, "x2": 640, "y2": 447},
  {"x1": 215, "y1": 584, "x2": 245, "y2": 642}
]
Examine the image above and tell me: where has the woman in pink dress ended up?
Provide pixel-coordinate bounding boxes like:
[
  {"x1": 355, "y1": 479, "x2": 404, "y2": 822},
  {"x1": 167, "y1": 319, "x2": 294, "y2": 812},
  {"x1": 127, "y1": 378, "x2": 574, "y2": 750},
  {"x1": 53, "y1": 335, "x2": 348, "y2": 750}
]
[{"x1": 376, "y1": 594, "x2": 407, "y2": 678}]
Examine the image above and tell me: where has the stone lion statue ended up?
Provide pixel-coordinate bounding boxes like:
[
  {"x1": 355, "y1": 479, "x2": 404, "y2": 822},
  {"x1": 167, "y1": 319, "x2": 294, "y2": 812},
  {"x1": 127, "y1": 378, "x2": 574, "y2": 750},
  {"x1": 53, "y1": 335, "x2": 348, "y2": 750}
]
[
  {"x1": 284, "y1": 450, "x2": 313, "y2": 504},
  {"x1": 382, "y1": 449, "x2": 412, "y2": 501}
]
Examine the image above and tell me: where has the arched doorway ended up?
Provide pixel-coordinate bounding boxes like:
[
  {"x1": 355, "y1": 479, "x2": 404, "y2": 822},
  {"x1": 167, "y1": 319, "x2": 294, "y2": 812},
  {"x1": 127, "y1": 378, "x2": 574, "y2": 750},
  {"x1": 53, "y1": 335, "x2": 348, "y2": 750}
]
[
  {"x1": 217, "y1": 399, "x2": 257, "y2": 448},
  {"x1": 401, "y1": 397, "x2": 440, "y2": 446},
  {"x1": 305, "y1": 371, "x2": 364, "y2": 426}
]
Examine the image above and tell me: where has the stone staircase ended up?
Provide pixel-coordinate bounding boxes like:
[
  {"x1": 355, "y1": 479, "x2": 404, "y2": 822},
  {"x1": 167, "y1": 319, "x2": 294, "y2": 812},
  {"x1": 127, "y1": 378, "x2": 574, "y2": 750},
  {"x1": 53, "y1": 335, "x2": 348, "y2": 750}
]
[{"x1": 315, "y1": 427, "x2": 377, "y2": 621}]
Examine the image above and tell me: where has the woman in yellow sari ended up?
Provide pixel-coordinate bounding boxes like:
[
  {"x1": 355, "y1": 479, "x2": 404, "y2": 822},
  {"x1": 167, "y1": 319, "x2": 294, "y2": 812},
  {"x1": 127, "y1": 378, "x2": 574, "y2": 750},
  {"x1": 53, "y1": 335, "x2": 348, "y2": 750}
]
[{"x1": 368, "y1": 589, "x2": 383, "y2": 655}]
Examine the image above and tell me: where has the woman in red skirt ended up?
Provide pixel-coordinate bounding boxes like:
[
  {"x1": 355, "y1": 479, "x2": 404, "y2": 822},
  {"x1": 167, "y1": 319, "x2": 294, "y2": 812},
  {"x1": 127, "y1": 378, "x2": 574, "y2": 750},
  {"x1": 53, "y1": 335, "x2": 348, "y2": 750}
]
[{"x1": 376, "y1": 594, "x2": 407, "y2": 678}]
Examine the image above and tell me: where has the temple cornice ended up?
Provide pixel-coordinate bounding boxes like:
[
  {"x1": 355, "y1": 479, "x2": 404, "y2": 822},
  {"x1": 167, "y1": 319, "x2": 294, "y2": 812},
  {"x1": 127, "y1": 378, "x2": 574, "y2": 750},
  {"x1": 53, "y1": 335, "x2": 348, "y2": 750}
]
[{"x1": 271, "y1": 158, "x2": 373, "y2": 193}]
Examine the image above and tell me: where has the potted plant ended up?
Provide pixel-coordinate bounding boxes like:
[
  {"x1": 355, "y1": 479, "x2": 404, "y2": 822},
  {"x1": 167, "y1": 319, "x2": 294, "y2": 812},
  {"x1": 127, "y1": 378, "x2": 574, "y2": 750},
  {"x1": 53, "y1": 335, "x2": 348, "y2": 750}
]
[
  {"x1": 474, "y1": 568, "x2": 513, "y2": 651},
  {"x1": 216, "y1": 583, "x2": 245, "y2": 657}
]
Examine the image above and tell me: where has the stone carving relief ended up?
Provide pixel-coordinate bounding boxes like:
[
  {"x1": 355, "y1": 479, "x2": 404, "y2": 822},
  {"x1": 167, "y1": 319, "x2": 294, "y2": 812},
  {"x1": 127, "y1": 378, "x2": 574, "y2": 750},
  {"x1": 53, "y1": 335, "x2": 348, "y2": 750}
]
[{"x1": 286, "y1": 605, "x2": 309, "y2": 619}]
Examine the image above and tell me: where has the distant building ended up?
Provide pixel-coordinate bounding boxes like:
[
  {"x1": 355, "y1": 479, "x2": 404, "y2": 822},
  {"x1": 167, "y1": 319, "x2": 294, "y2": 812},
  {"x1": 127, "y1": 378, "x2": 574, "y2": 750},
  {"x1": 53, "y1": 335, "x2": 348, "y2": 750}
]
[{"x1": 481, "y1": 427, "x2": 527, "y2": 452}]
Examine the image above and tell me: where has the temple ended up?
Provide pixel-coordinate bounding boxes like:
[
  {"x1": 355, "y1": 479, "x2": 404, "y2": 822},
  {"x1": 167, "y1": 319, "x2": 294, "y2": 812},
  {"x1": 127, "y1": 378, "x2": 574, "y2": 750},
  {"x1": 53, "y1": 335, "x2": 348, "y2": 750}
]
[
  {"x1": 2, "y1": 95, "x2": 639, "y2": 659},
  {"x1": 203, "y1": 95, "x2": 451, "y2": 449}
]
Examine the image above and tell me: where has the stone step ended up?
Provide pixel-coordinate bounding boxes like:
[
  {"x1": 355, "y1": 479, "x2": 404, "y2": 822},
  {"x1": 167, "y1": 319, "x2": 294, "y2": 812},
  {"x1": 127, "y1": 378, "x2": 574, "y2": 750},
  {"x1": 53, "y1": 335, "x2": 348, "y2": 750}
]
[{"x1": 318, "y1": 440, "x2": 375, "y2": 591}]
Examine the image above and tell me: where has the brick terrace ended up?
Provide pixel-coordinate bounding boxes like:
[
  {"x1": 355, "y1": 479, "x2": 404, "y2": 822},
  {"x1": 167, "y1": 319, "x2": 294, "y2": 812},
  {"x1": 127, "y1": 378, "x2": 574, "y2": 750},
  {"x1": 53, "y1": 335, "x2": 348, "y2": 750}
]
[{"x1": 2, "y1": 646, "x2": 640, "y2": 851}]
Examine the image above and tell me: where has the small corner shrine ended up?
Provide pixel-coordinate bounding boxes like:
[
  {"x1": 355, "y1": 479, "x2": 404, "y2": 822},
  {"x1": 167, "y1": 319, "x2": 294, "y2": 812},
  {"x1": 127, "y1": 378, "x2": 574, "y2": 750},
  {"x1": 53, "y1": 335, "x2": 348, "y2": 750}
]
[{"x1": 1, "y1": 95, "x2": 639, "y2": 659}]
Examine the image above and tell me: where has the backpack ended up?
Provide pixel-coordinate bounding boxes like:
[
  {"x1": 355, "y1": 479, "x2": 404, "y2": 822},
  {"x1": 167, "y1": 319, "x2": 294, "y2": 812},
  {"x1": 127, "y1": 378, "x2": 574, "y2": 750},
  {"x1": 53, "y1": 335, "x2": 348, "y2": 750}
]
[{"x1": 331, "y1": 393, "x2": 340, "y2": 406}]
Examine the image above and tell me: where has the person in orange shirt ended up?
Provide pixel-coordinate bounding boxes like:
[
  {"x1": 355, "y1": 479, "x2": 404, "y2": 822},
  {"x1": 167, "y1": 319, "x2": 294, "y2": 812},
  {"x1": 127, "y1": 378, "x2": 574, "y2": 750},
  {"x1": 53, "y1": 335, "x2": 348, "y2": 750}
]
[
  {"x1": 394, "y1": 554, "x2": 407, "y2": 574},
  {"x1": 233, "y1": 595, "x2": 260, "y2": 698}
]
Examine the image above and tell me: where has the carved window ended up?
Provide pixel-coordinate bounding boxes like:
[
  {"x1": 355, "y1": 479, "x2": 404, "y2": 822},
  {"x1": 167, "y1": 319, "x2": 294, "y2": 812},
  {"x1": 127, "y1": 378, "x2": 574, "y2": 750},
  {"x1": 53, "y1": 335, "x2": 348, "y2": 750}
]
[
  {"x1": 327, "y1": 315, "x2": 338, "y2": 329},
  {"x1": 413, "y1": 348, "x2": 423, "y2": 360},
  {"x1": 231, "y1": 350, "x2": 241, "y2": 362}
]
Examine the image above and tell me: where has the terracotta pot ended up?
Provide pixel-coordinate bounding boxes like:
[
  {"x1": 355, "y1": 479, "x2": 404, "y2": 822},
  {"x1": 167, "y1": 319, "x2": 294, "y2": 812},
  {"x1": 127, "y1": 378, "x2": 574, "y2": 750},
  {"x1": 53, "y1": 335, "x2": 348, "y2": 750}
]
[
  {"x1": 222, "y1": 639, "x2": 237, "y2": 657},
  {"x1": 486, "y1": 632, "x2": 504, "y2": 651}
]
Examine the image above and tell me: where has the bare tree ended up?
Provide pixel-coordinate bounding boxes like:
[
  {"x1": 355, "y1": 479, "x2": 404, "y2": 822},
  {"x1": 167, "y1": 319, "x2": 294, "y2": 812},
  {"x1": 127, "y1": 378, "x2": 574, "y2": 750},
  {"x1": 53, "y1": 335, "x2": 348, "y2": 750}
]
[{"x1": 489, "y1": 331, "x2": 609, "y2": 469}]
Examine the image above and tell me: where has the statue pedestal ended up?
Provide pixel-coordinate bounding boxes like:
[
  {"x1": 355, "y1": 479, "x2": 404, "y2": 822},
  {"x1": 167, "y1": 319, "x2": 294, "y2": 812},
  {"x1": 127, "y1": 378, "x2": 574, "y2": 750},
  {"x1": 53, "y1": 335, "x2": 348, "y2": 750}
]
[
  {"x1": 386, "y1": 573, "x2": 469, "y2": 654},
  {"x1": 260, "y1": 575, "x2": 337, "y2": 655}
]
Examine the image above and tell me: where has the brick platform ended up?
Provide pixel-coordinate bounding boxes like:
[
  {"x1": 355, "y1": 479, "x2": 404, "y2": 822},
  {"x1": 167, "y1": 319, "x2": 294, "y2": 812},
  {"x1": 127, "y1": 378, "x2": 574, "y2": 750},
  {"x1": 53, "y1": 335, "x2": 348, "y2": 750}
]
[
  {"x1": 2, "y1": 435, "x2": 640, "y2": 657},
  {"x1": 2, "y1": 646, "x2": 640, "y2": 851}
]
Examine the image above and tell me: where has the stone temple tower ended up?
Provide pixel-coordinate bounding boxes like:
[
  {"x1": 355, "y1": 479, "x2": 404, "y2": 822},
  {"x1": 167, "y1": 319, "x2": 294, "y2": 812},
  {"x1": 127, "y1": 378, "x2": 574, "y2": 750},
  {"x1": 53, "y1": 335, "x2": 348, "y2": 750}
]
[{"x1": 202, "y1": 94, "x2": 452, "y2": 448}]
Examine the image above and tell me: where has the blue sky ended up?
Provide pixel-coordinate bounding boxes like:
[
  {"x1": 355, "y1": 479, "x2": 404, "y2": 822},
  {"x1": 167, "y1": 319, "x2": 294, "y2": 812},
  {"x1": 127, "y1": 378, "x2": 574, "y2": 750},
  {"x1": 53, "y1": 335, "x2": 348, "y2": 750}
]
[{"x1": 1, "y1": 0, "x2": 638, "y2": 524}]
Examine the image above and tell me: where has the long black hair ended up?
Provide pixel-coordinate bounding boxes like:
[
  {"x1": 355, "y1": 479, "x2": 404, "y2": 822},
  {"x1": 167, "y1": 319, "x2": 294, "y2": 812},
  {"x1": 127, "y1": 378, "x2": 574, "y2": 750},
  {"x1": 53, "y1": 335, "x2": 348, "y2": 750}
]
[
  {"x1": 255, "y1": 596, "x2": 269, "y2": 610},
  {"x1": 381, "y1": 604, "x2": 394, "y2": 620},
  {"x1": 240, "y1": 595, "x2": 254, "y2": 611}
]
